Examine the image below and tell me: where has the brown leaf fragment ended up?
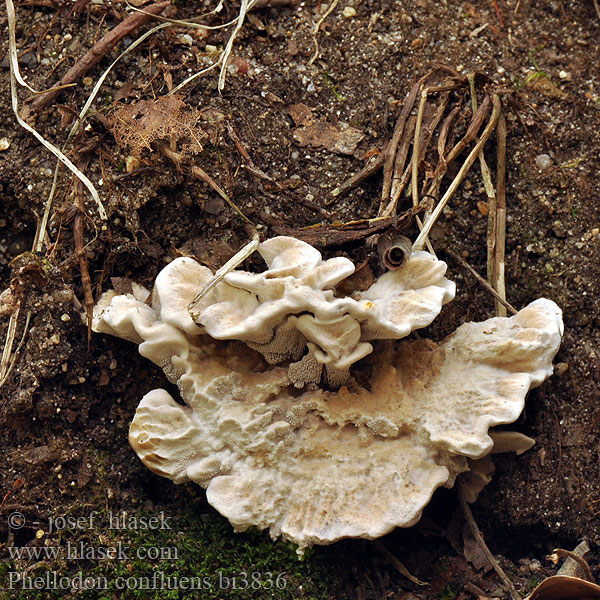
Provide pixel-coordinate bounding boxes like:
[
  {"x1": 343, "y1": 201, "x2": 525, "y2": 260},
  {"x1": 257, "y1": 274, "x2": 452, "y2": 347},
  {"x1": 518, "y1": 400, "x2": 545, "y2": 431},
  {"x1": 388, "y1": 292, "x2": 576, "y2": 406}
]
[
  {"x1": 335, "y1": 261, "x2": 374, "y2": 295},
  {"x1": 292, "y1": 121, "x2": 365, "y2": 155},
  {"x1": 110, "y1": 277, "x2": 134, "y2": 296},
  {"x1": 113, "y1": 81, "x2": 134, "y2": 102},
  {"x1": 463, "y1": 523, "x2": 493, "y2": 572},
  {"x1": 526, "y1": 73, "x2": 568, "y2": 99},
  {"x1": 77, "y1": 455, "x2": 93, "y2": 488},
  {"x1": 20, "y1": 446, "x2": 61, "y2": 465},
  {"x1": 288, "y1": 103, "x2": 315, "y2": 126}
]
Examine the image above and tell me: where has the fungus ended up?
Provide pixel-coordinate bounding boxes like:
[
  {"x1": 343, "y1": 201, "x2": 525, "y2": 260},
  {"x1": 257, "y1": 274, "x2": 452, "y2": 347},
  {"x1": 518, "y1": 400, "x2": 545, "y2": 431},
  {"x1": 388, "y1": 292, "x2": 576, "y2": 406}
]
[
  {"x1": 93, "y1": 237, "x2": 563, "y2": 552},
  {"x1": 186, "y1": 236, "x2": 455, "y2": 386}
]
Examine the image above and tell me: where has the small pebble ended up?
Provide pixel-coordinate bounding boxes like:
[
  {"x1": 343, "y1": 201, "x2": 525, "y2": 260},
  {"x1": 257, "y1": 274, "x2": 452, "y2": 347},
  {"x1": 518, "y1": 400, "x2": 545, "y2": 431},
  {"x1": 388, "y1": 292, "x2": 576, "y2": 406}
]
[
  {"x1": 477, "y1": 200, "x2": 489, "y2": 216},
  {"x1": 82, "y1": 76, "x2": 93, "y2": 86},
  {"x1": 535, "y1": 153, "x2": 552, "y2": 170},
  {"x1": 0, "y1": 137, "x2": 11, "y2": 151},
  {"x1": 343, "y1": 7, "x2": 357, "y2": 17},
  {"x1": 125, "y1": 155, "x2": 141, "y2": 173},
  {"x1": 554, "y1": 362, "x2": 569, "y2": 377}
]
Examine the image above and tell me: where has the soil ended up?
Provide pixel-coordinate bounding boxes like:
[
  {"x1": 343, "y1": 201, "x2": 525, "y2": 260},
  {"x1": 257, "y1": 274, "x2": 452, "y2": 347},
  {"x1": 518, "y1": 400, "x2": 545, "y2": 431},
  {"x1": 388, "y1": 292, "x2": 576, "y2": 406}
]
[{"x1": 1, "y1": 1, "x2": 599, "y2": 599}]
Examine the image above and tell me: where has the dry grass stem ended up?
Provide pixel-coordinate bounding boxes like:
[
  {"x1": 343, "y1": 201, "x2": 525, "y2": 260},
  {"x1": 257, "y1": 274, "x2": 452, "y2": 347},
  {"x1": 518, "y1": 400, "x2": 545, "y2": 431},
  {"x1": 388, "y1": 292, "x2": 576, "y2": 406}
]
[
  {"x1": 309, "y1": 0, "x2": 340, "y2": 65},
  {"x1": 0, "y1": 304, "x2": 20, "y2": 386},
  {"x1": 373, "y1": 541, "x2": 428, "y2": 587},
  {"x1": 448, "y1": 250, "x2": 517, "y2": 315},
  {"x1": 189, "y1": 233, "x2": 260, "y2": 316},
  {"x1": 6, "y1": 0, "x2": 106, "y2": 219},
  {"x1": 413, "y1": 93, "x2": 501, "y2": 251},
  {"x1": 218, "y1": 0, "x2": 257, "y2": 91}
]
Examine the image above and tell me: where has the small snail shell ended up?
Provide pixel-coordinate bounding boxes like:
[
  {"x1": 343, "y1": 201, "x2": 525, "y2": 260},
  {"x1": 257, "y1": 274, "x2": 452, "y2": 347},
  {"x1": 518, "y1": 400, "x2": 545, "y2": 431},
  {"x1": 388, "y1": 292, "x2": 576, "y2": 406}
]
[{"x1": 377, "y1": 234, "x2": 412, "y2": 271}]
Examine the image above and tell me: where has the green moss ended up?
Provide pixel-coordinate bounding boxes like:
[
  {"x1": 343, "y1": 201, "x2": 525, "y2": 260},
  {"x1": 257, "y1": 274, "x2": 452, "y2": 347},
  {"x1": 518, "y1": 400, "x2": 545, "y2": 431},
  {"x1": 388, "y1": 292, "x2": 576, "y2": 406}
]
[{"x1": 438, "y1": 585, "x2": 456, "y2": 600}]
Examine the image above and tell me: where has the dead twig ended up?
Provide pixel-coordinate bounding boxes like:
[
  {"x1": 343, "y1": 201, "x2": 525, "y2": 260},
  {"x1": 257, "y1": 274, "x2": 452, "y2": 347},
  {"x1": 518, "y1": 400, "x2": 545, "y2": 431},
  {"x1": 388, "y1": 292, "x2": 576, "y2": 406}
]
[
  {"x1": 0, "y1": 309, "x2": 31, "y2": 387},
  {"x1": 31, "y1": 1, "x2": 170, "y2": 111},
  {"x1": 447, "y1": 250, "x2": 517, "y2": 315},
  {"x1": 381, "y1": 79, "x2": 424, "y2": 207},
  {"x1": 493, "y1": 112, "x2": 508, "y2": 316},
  {"x1": 457, "y1": 483, "x2": 521, "y2": 600},
  {"x1": 263, "y1": 207, "x2": 420, "y2": 247},
  {"x1": 467, "y1": 75, "x2": 507, "y2": 318},
  {"x1": 549, "y1": 546, "x2": 595, "y2": 583},
  {"x1": 227, "y1": 124, "x2": 334, "y2": 222},
  {"x1": 73, "y1": 159, "x2": 94, "y2": 346},
  {"x1": 244, "y1": 165, "x2": 333, "y2": 222},
  {"x1": 158, "y1": 143, "x2": 252, "y2": 223}
]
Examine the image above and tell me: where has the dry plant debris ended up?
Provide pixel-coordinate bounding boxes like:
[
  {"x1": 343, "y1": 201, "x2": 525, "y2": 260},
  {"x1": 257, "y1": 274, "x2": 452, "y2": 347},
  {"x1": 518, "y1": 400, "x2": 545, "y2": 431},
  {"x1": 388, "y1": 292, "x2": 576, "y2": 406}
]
[
  {"x1": 332, "y1": 68, "x2": 509, "y2": 316},
  {"x1": 110, "y1": 96, "x2": 219, "y2": 159},
  {"x1": 289, "y1": 103, "x2": 365, "y2": 155}
]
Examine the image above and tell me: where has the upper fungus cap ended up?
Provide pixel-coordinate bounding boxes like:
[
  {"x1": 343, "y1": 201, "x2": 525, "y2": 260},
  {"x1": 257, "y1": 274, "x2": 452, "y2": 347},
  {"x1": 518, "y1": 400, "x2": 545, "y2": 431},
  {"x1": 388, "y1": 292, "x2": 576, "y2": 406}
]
[{"x1": 183, "y1": 236, "x2": 455, "y2": 384}]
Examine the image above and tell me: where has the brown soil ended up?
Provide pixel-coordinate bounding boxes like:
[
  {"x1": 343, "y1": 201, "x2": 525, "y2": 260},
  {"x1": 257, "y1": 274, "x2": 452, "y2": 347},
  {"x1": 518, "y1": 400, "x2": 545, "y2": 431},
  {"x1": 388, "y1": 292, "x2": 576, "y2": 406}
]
[{"x1": 1, "y1": 1, "x2": 599, "y2": 599}]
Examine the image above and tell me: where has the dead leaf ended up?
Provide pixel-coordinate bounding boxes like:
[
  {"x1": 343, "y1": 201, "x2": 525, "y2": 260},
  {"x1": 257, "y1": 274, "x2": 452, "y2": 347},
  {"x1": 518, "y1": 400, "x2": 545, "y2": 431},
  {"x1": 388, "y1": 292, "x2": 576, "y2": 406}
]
[
  {"x1": 110, "y1": 96, "x2": 220, "y2": 159},
  {"x1": 20, "y1": 446, "x2": 61, "y2": 465},
  {"x1": 292, "y1": 121, "x2": 365, "y2": 155},
  {"x1": 288, "y1": 103, "x2": 314, "y2": 127},
  {"x1": 335, "y1": 261, "x2": 374, "y2": 295},
  {"x1": 77, "y1": 455, "x2": 93, "y2": 488},
  {"x1": 110, "y1": 277, "x2": 134, "y2": 296},
  {"x1": 463, "y1": 523, "x2": 493, "y2": 572},
  {"x1": 114, "y1": 0, "x2": 152, "y2": 6},
  {"x1": 526, "y1": 73, "x2": 568, "y2": 100},
  {"x1": 114, "y1": 82, "x2": 134, "y2": 102}
]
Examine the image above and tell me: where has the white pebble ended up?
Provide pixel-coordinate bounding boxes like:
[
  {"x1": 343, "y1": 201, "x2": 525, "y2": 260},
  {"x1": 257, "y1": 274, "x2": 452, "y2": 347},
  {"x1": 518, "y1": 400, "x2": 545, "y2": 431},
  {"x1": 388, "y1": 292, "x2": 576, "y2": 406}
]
[
  {"x1": 535, "y1": 154, "x2": 552, "y2": 170},
  {"x1": 343, "y1": 7, "x2": 357, "y2": 17}
]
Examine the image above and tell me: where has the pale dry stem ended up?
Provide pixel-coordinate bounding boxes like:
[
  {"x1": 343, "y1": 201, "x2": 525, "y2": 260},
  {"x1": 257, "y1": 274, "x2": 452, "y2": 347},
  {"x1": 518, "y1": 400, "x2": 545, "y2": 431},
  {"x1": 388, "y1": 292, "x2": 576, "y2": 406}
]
[
  {"x1": 308, "y1": 0, "x2": 340, "y2": 65},
  {"x1": 413, "y1": 94, "x2": 502, "y2": 251}
]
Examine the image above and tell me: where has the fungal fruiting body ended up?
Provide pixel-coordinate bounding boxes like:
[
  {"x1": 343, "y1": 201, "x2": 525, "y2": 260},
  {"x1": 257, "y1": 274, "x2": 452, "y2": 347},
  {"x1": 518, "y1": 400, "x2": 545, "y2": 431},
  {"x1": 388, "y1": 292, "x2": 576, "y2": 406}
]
[{"x1": 93, "y1": 236, "x2": 563, "y2": 552}]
